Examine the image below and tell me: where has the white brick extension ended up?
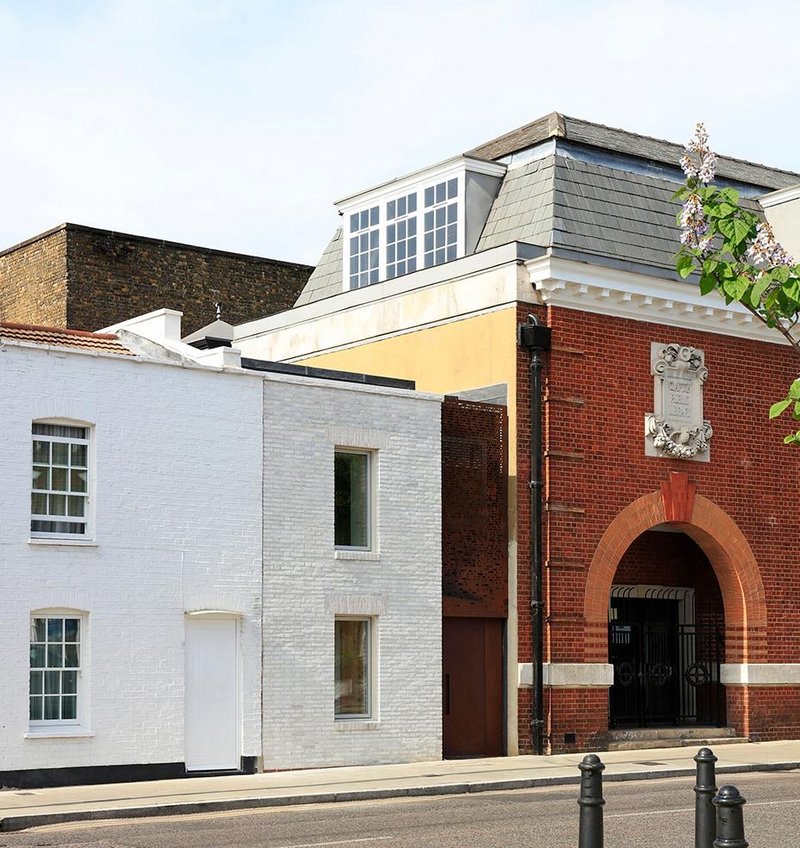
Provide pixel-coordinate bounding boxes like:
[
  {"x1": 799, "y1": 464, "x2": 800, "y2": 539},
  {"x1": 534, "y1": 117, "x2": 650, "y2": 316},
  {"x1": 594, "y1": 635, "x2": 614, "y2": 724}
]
[{"x1": 262, "y1": 376, "x2": 442, "y2": 768}]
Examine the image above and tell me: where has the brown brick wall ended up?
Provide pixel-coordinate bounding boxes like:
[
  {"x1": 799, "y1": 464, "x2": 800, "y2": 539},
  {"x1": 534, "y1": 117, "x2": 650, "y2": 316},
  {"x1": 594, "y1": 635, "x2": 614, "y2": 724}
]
[
  {"x1": 441, "y1": 395, "x2": 508, "y2": 617},
  {"x1": 1, "y1": 224, "x2": 313, "y2": 333},
  {"x1": 0, "y1": 229, "x2": 68, "y2": 327}
]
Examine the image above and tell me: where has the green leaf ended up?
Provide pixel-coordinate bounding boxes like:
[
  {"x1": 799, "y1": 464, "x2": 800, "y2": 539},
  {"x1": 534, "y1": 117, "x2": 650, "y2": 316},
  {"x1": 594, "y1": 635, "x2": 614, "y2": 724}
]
[
  {"x1": 718, "y1": 219, "x2": 735, "y2": 240},
  {"x1": 676, "y1": 254, "x2": 695, "y2": 279},
  {"x1": 750, "y1": 277, "x2": 770, "y2": 307},
  {"x1": 722, "y1": 275, "x2": 750, "y2": 301},
  {"x1": 769, "y1": 398, "x2": 792, "y2": 418},
  {"x1": 731, "y1": 218, "x2": 752, "y2": 246},
  {"x1": 671, "y1": 186, "x2": 691, "y2": 201},
  {"x1": 699, "y1": 274, "x2": 717, "y2": 295},
  {"x1": 782, "y1": 278, "x2": 800, "y2": 304},
  {"x1": 794, "y1": 400, "x2": 800, "y2": 418},
  {"x1": 789, "y1": 379, "x2": 800, "y2": 400},
  {"x1": 719, "y1": 187, "x2": 740, "y2": 205}
]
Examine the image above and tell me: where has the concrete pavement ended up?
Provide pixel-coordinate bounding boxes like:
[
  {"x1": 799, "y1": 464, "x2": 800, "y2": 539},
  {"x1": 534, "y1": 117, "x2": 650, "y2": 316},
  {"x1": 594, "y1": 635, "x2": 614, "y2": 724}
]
[{"x1": 2, "y1": 740, "x2": 799, "y2": 832}]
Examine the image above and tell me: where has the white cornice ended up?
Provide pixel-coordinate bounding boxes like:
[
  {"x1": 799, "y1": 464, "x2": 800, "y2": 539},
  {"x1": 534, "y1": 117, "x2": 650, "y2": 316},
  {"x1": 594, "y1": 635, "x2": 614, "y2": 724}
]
[
  {"x1": 760, "y1": 183, "x2": 800, "y2": 208},
  {"x1": 336, "y1": 156, "x2": 506, "y2": 211},
  {"x1": 524, "y1": 255, "x2": 788, "y2": 345}
]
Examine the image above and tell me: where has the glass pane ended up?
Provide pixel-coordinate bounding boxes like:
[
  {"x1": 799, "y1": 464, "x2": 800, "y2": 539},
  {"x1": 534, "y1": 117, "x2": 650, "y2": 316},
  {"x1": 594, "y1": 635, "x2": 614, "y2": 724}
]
[
  {"x1": 435, "y1": 206, "x2": 446, "y2": 227},
  {"x1": 33, "y1": 441, "x2": 50, "y2": 463},
  {"x1": 436, "y1": 228, "x2": 446, "y2": 248},
  {"x1": 360, "y1": 210, "x2": 368, "y2": 230},
  {"x1": 409, "y1": 218, "x2": 417, "y2": 236},
  {"x1": 62, "y1": 695, "x2": 77, "y2": 720},
  {"x1": 30, "y1": 671, "x2": 43, "y2": 694},
  {"x1": 62, "y1": 670, "x2": 78, "y2": 694},
  {"x1": 335, "y1": 619, "x2": 369, "y2": 716},
  {"x1": 447, "y1": 223, "x2": 457, "y2": 244},
  {"x1": 387, "y1": 244, "x2": 395, "y2": 263},
  {"x1": 387, "y1": 224, "x2": 395, "y2": 243},
  {"x1": 424, "y1": 232, "x2": 434, "y2": 252},
  {"x1": 424, "y1": 211, "x2": 433, "y2": 231},
  {"x1": 447, "y1": 178, "x2": 458, "y2": 198},
  {"x1": 369, "y1": 206, "x2": 379, "y2": 226},
  {"x1": 32, "y1": 466, "x2": 49, "y2": 490},
  {"x1": 65, "y1": 644, "x2": 79, "y2": 667},
  {"x1": 424, "y1": 186, "x2": 434, "y2": 207},
  {"x1": 387, "y1": 200, "x2": 395, "y2": 220},
  {"x1": 31, "y1": 493, "x2": 47, "y2": 515},
  {"x1": 350, "y1": 213, "x2": 358, "y2": 230},
  {"x1": 45, "y1": 670, "x2": 61, "y2": 694},
  {"x1": 71, "y1": 443, "x2": 87, "y2": 467},
  {"x1": 408, "y1": 237, "x2": 417, "y2": 256},
  {"x1": 448, "y1": 202, "x2": 458, "y2": 224},
  {"x1": 369, "y1": 229, "x2": 378, "y2": 249},
  {"x1": 397, "y1": 196, "x2": 406, "y2": 217},
  {"x1": 68, "y1": 496, "x2": 85, "y2": 517},
  {"x1": 408, "y1": 257, "x2": 417, "y2": 273},
  {"x1": 398, "y1": 220, "x2": 406, "y2": 239},
  {"x1": 52, "y1": 443, "x2": 69, "y2": 465},
  {"x1": 447, "y1": 245, "x2": 457, "y2": 261},
  {"x1": 369, "y1": 269, "x2": 379, "y2": 284},
  {"x1": 334, "y1": 452, "x2": 368, "y2": 548},
  {"x1": 387, "y1": 266, "x2": 396, "y2": 280},
  {"x1": 30, "y1": 644, "x2": 45, "y2": 668},
  {"x1": 44, "y1": 696, "x2": 60, "y2": 720},
  {"x1": 436, "y1": 182, "x2": 446, "y2": 203},
  {"x1": 49, "y1": 494, "x2": 67, "y2": 515},
  {"x1": 47, "y1": 644, "x2": 63, "y2": 668},
  {"x1": 47, "y1": 618, "x2": 63, "y2": 641},
  {"x1": 398, "y1": 242, "x2": 406, "y2": 261},
  {"x1": 30, "y1": 697, "x2": 42, "y2": 721},
  {"x1": 51, "y1": 467, "x2": 68, "y2": 491},
  {"x1": 32, "y1": 618, "x2": 46, "y2": 642},
  {"x1": 64, "y1": 619, "x2": 80, "y2": 643},
  {"x1": 70, "y1": 469, "x2": 87, "y2": 493},
  {"x1": 408, "y1": 193, "x2": 416, "y2": 213},
  {"x1": 436, "y1": 248, "x2": 446, "y2": 265}
]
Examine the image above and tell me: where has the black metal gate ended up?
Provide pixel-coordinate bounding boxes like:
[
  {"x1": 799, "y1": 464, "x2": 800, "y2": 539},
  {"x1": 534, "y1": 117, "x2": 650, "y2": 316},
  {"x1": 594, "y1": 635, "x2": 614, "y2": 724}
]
[{"x1": 609, "y1": 622, "x2": 724, "y2": 727}]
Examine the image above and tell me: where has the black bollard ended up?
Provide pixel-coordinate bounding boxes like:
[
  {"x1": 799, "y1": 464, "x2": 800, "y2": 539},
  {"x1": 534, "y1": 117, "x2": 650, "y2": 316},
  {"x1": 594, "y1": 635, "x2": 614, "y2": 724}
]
[
  {"x1": 694, "y1": 747, "x2": 718, "y2": 848},
  {"x1": 713, "y1": 785, "x2": 748, "y2": 848},
  {"x1": 578, "y1": 753, "x2": 605, "y2": 848}
]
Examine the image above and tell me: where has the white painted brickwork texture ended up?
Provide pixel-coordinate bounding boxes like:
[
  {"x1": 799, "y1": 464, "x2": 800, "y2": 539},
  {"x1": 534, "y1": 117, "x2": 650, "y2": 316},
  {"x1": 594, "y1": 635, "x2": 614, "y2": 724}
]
[
  {"x1": 0, "y1": 346, "x2": 263, "y2": 773},
  {"x1": 262, "y1": 378, "x2": 442, "y2": 769}
]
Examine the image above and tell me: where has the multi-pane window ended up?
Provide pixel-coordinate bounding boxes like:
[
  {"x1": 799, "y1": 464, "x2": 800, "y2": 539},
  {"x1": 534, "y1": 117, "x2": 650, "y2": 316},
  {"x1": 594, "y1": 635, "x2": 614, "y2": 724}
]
[
  {"x1": 31, "y1": 423, "x2": 89, "y2": 537},
  {"x1": 349, "y1": 206, "x2": 380, "y2": 289},
  {"x1": 423, "y1": 178, "x2": 458, "y2": 267},
  {"x1": 335, "y1": 617, "x2": 372, "y2": 719},
  {"x1": 334, "y1": 450, "x2": 371, "y2": 549},
  {"x1": 386, "y1": 192, "x2": 417, "y2": 279},
  {"x1": 30, "y1": 616, "x2": 81, "y2": 723}
]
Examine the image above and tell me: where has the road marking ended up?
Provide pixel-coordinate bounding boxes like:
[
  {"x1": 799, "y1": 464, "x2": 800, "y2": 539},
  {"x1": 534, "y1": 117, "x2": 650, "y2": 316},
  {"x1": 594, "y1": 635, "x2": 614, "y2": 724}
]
[
  {"x1": 608, "y1": 799, "x2": 800, "y2": 819},
  {"x1": 271, "y1": 839, "x2": 394, "y2": 848}
]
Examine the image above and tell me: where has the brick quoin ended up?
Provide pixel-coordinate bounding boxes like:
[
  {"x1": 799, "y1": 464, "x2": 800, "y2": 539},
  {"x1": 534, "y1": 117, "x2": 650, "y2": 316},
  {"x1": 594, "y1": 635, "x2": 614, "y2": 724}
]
[{"x1": 515, "y1": 301, "x2": 800, "y2": 753}]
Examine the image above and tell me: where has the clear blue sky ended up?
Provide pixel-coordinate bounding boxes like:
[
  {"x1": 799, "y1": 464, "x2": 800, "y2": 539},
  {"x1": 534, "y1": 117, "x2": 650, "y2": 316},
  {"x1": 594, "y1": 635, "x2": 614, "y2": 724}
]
[{"x1": 1, "y1": 0, "x2": 799, "y2": 266}]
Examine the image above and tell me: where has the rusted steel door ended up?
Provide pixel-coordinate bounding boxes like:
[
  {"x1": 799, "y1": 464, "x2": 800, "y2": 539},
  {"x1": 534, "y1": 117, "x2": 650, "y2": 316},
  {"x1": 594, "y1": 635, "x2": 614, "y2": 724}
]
[{"x1": 443, "y1": 617, "x2": 503, "y2": 757}]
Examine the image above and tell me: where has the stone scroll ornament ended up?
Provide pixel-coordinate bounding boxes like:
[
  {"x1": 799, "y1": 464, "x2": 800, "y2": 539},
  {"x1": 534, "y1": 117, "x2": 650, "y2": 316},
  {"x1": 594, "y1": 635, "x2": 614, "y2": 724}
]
[{"x1": 645, "y1": 343, "x2": 712, "y2": 461}]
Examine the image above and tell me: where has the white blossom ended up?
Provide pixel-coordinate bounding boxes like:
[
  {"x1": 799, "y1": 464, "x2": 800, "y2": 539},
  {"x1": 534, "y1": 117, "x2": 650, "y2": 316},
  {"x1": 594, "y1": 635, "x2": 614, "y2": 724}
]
[
  {"x1": 746, "y1": 222, "x2": 794, "y2": 267},
  {"x1": 681, "y1": 122, "x2": 716, "y2": 185},
  {"x1": 680, "y1": 193, "x2": 710, "y2": 251}
]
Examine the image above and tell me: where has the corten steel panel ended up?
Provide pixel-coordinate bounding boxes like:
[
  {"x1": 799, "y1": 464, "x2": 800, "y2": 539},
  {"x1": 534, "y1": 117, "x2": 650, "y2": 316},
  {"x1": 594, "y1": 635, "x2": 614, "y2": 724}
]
[
  {"x1": 441, "y1": 396, "x2": 508, "y2": 618},
  {"x1": 443, "y1": 617, "x2": 504, "y2": 757}
]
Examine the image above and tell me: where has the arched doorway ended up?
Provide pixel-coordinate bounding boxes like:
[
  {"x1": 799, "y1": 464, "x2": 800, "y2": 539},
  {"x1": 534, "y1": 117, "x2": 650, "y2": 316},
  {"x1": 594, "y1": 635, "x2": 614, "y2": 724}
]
[
  {"x1": 608, "y1": 530, "x2": 724, "y2": 727},
  {"x1": 583, "y1": 473, "x2": 768, "y2": 734}
]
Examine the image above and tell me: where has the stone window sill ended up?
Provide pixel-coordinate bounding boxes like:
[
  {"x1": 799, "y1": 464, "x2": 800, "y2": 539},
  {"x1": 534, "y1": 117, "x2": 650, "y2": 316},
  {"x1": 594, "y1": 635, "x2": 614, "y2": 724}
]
[
  {"x1": 29, "y1": 539, "x2": 98, "y2": 547},
  {"x1": 334, "y1": 550, "x2": 380, "y2": 562},
  {"x1": 24, "y1": 729, "x2": 95, "y2": 739}
]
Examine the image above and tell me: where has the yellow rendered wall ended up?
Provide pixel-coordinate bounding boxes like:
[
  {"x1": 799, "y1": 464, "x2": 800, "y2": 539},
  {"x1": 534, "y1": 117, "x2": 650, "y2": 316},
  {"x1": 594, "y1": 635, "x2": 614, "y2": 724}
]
[{"x1": 298, "y1": 307, "x2": 519, "y2": 468}]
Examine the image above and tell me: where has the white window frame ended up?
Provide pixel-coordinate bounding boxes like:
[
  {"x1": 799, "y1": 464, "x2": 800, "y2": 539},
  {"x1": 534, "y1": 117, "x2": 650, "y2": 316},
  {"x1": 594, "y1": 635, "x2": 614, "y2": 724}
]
[
  {"x1": 28, "y1": 611, "x2": 86, "y2": 731},
  {"x1": 31, "y1": 420, "x2": 93, "y2": 541},
  {"x1": 334, "y1": 448, "x2": 375, "y2": 552},
  {"x1": 339, "y1": 156, "x2": 503, "y2": 293},
  {"x1": 334, "y1": 616, "x2": 376, "y2": 721}
]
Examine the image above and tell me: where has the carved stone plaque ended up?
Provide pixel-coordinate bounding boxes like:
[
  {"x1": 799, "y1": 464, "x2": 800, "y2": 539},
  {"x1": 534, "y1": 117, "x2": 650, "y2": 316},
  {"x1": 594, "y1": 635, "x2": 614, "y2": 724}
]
[{"x1": 645, "y1": 343, "x2": 712, "y2": 462}]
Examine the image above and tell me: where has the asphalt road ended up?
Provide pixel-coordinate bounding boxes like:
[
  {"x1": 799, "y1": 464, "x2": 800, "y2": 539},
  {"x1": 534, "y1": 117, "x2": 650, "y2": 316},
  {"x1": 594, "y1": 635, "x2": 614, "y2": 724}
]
[{"x1": 1, "y1": 771, "x2": 797, "y2": 847}]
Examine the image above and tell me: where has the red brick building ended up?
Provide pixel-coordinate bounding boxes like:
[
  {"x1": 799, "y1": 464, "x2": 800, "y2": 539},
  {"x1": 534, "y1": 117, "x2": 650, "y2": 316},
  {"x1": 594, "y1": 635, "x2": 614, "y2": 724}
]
[{"x1": 200, "y1": 115, "x2": 800, "y2": 755}]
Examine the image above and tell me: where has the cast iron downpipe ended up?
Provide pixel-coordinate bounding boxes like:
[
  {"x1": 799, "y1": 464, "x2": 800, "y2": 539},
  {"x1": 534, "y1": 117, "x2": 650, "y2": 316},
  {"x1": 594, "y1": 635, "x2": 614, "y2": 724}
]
[{"x1": 518, "y1": 315, "x2": 551, "y2": 755}]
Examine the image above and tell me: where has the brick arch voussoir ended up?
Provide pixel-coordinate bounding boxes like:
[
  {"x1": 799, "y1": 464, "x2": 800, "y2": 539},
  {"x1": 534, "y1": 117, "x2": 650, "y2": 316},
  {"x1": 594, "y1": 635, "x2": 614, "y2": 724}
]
[{"x1": 584, "y1": 491, "x2": 767, "y2": 663}]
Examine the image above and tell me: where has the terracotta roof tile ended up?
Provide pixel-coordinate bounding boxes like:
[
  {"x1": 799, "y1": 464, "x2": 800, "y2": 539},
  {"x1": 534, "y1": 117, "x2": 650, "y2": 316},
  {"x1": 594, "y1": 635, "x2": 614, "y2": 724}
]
[{"x1": 0, "y1": 322, "x2": 135, "y2": 356}]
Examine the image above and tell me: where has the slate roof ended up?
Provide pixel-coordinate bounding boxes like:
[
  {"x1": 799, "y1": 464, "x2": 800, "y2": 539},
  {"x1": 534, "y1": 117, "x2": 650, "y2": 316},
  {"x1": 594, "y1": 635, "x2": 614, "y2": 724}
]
[
  {"x1": 296, "y1": 113, "x2": 800, "y2": 307},
  {"x1": 295, "y1": 227, "x2": 343, "y2": 307},
  {"x1": 0, "y1": 322, "x2": 135, "y2": 356}
]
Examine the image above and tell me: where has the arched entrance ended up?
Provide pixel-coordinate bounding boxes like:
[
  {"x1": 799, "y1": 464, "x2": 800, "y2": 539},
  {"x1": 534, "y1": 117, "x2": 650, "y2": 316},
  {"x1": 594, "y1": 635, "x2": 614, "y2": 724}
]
[{"x1": 583, "y1": 473, "x2": 767, "y2": 732}]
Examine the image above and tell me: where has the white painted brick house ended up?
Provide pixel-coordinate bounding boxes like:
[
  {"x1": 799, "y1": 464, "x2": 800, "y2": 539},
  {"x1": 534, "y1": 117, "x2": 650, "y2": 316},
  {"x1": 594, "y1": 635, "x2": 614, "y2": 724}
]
[{"x1": 0, "y1": 314, "x2": 441, "y2": 786}]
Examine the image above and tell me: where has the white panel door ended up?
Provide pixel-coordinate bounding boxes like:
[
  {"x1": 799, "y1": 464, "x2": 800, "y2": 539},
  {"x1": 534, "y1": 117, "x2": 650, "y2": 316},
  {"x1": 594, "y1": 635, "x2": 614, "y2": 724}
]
[{"x1": 185, "y1": 616, "x2": 240, "y2": 771}]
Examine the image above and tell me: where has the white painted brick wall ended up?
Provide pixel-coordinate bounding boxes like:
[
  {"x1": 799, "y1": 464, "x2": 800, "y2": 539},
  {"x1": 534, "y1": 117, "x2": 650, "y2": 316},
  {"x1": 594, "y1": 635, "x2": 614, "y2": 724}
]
[
  {"x1": 0, "y1": 345, "x2": 263, "y2": 774},
  {"x1": 262, "y1": 377, "x2": 442, "y2": 769}
]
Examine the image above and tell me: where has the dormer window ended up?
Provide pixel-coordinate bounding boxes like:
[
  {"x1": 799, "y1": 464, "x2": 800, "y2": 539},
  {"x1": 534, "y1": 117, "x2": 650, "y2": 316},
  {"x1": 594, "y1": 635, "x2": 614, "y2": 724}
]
[
  {"x1": 339, "y1": 156, "x2": 505, "y2": 293},
  {"x1": 349, "y1": 206, "x2": 380, "y2": 289}
]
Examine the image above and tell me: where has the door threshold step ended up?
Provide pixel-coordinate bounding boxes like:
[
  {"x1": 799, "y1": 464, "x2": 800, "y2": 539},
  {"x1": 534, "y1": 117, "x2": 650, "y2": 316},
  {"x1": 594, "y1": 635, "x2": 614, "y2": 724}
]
[{"x1": 608, "y1": 735, "x2": 749, "y2": 752}]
